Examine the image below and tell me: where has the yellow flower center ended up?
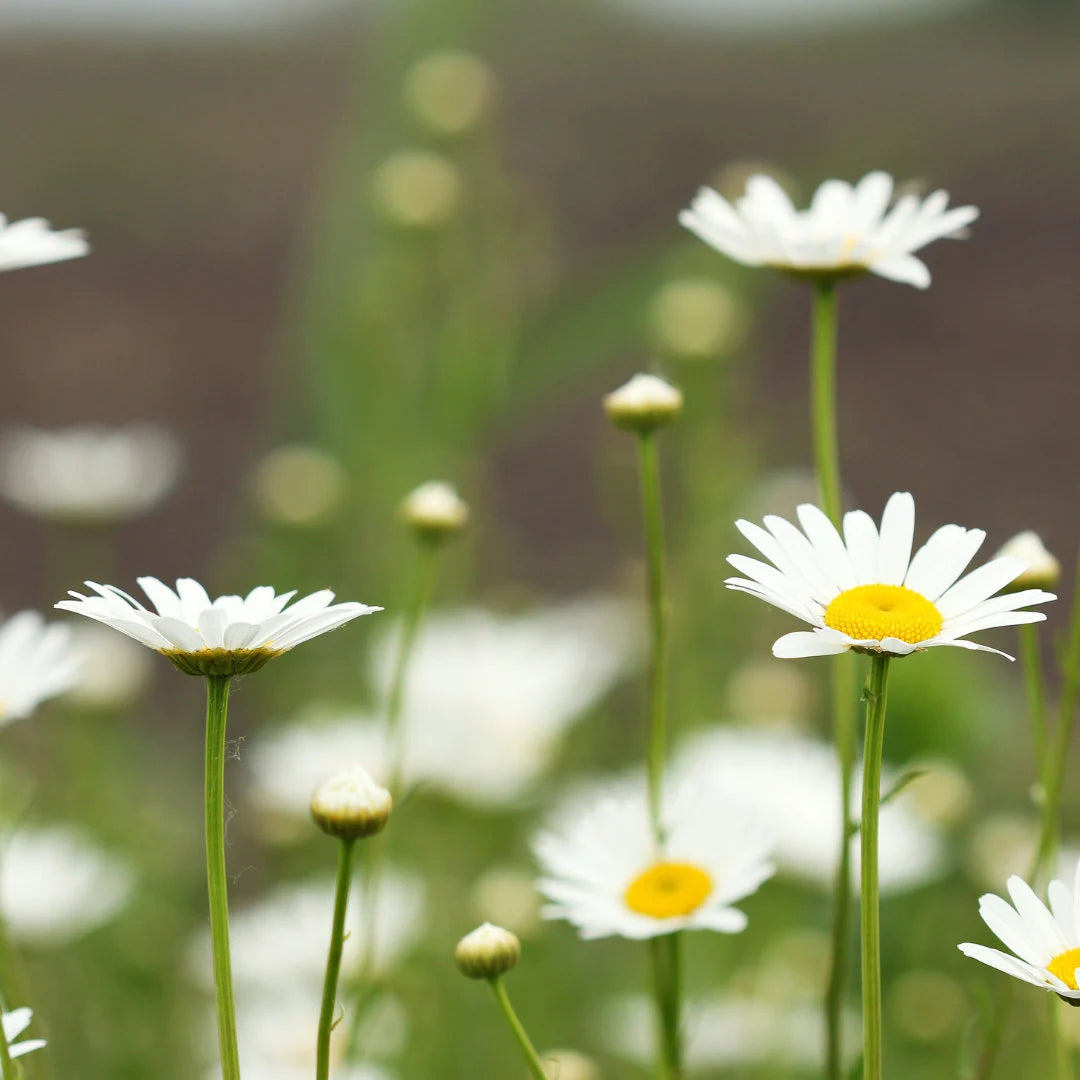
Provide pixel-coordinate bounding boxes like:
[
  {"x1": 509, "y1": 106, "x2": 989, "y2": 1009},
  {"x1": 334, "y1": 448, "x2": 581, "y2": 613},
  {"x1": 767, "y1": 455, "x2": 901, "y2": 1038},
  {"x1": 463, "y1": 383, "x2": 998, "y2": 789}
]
[
  {"x1": 1048, "y1": 948, "x2": 1080, "y2": 990},
  {"x1": 823, "y1": 584, "x2": 943, "y2": 646},
  {"x1": 624, "y1": 861, "x2": 713, "y2": 919}
]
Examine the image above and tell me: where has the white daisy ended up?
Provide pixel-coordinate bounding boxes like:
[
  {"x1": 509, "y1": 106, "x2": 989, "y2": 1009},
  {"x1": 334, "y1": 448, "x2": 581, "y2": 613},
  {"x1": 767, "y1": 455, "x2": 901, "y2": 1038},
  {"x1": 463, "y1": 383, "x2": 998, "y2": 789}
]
[
  {"x1": 2, "y1": 1007, "x2": 46, "y2": 1059},
  {"x1": 0, "y1": 825, "x2": 134, "y2": 945},
  {"x1": 0, "y1": 215, "x2": 87, "y2": 273},
  {"x1": 0, "y1": 423, "x2": 181, "y2": 523},
  {"x1": 725, "y1": 491, "x2": 1054, "y2": 660},
  {"x1": 959, "y1": 863, "x2": 1080, "y2": 1001},
  {"x1": 56, "y1": 577, "x2": 380, "y2": 677},
  {"x1": 679, "y1": 171, "x2": 977, "y2": 288},
  {"x1": 534, "y1": 779, "x2": 774, "y2": 940},
  {"x1": 0, "y1": 611, "x2": 82, "y2": 722},
  {"x1": 672, "y1": 729, "x2": 945, "y2": 895}
]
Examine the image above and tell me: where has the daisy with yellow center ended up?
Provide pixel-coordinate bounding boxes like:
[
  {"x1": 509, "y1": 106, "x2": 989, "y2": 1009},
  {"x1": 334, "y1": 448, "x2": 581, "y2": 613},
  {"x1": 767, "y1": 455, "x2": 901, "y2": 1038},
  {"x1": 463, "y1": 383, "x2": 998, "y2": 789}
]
[
  {"x1": 533, "y1": 779, "x2": 774, "y2": 940},
  {"x1": 725, "y1": 491, "x2": 1055, "y2": 660},
  {"x1": 959, "y1": 862, "x2": 1080, "y2": 1003}
]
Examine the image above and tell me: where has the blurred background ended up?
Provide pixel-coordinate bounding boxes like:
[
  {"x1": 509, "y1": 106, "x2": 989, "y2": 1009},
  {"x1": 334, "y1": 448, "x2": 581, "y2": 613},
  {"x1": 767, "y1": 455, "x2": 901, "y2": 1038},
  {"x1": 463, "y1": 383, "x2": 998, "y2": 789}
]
[{"x1": 1, "y1": 0, "x2": 1079, "y2": 1077}]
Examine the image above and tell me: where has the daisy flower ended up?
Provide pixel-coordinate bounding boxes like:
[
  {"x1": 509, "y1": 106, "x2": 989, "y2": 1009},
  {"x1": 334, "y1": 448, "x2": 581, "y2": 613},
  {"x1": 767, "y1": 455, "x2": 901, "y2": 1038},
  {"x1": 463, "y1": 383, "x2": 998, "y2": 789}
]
[
  {"x1": 0, "y1": 215, "x2": 87, "y2": 273},
  {"x1": 679, "y1": 171, "x2": 977, "y2": 288},
  {"x1": 958, "y1": 863, "x2": 1080, "y2": 1002},
  {"x1": 725, "y1": 491, "x2": 1054, "y2": 660},
  {"x1": 534, "y1": 779, "x2": 774, "y2": 940},
  {"x1": 0, "y1": 423, "x2": 181, "y2": 524},
  {"x1": 2, "y1": 1007, "x2": 45, "y2": 1059},
  {"x1": 56, "y1": 577, "x2": 380, "y2": 676},
  {"x1": 0, "y1": 611, "x2": 82, "y2": 722}
]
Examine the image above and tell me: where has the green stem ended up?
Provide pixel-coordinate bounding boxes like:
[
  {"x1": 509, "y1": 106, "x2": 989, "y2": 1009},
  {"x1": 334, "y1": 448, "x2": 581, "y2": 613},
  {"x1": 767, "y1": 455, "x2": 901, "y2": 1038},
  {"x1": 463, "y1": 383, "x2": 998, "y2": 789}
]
[
  {"x1": 1021, "y1": 622, "x2": 1049, "y2": 778},
  {"x1": 204, "y1": 675, "x2": 240, "y2": 1080},
  {"x1": 810, "y1": 279, "x2": 841, "y2": 525},
  {"x1": 649, "y1": 935, "x2": 682, "y2": 1080},
  {"x1": 636, "y1": 431, "x2": 670, "y2": 841},
  {"x1": 316, "y1": 839, "x2": 356, "y2": 1080},
  {"x1": 0, "y1": 1005, "x2": 16, "y2": 1080},
  {"x1": 860, "y1": 654, "x2": 891, "y2": 1080},
  {"x1": 488, "y1": 977, "x2": 548, "y2": 1080},
  {"x1": 1052, "y1": 997, "x2": 1075, "y2": 1080}
]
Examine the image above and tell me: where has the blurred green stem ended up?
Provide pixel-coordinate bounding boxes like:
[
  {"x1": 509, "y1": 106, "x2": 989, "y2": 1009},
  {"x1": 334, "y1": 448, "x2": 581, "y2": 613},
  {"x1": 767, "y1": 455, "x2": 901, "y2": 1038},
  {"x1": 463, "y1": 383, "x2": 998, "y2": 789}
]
[
  {"x1": 317, "y1": 838, "x2": 357, "y2": 1080},
  {"x1": 636, "y1": 431, "x2": 670, "y2": 839},
  {"x1": 1021, "y1": 622, "x2": 1049, "y2": 775},
  {"x1": 860, "y1": 654, "x2": 891, "y2": 1080},
  {"x1": 809, "y1": 276, "x2": 856, "y2": 1080},
  {"x1": 1052, "y1": 1000, "x2": 1075, "y2": 1080},
  {"x1": 488, "y1": 977, "x2": 548, "y2": 1080},
  {"x1": 204, "y1": 675, "x2": 241, "y2": 1080},
  {"x1": 0, "y1": 1005, "x2": 16, "y2": 1080},
  {"x1": 650, "y1": 934, "x2": 683, "y2": 1080}
]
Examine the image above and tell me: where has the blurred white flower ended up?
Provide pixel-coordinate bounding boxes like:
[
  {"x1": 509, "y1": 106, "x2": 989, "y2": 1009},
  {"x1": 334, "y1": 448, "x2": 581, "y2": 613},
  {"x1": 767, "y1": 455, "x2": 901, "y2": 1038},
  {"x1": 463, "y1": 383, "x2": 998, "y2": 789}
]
[
  {"x1": 723, "y1": 658, "x2": 813, "y2": 727},
  {"x1": 0, "y1": 826, "x2": 134, "y2": 945},
  {"x1": 599, "y1": 993, "x2": 858, "y2": 1072},
  {"x1": 191, "y1": 871, "x2": 425, "y2": 991},
  {"x1": 399, "y1": 481, "x2": 469, "y2": 539},
  {"x1": 0, "y1": 215, "x2": 86, "y2": 272},
  {"x1": 0, "y1": 423, "x2": 180, "y2": 523},
  {"x1": 681, "y1": 171, "x2": 977, "y2": 288},
  {"x1": 57, "y1": 577, "x2": 380, "y2": 677},
  {"x1": 995, "y1": 530, "x2": 1061, "y2": 592},
  {"x1": 251, "y1": 445, "x2": 348, "y2": 528},
  {"x1": 2, "y1": 1007, "x2": 46, "y2": 1060},
  {"x1": 403, "y1": 50, "x2": 495, "y2": 137},
  {"x1": 64, "y1": 621, "x2": 152, "y2": 710},
  {"x1": 0, "y1": 611, "x2": 82, "y2": 722},
  {"x1": 534, "y1": 777, "x2": 774, "y2": 940},
  {"x1": 371, "y1": 150, "x2": 462, "y2": 229},
  {"x1": 471, "y1": 866, "x2": 542, "y2": 937},
  {"x1": 672, "y1": 728, "x2": 946, "y2": 894},
  {"x1": 649, "y1": 277, "x2": 744, "y2": 360}
]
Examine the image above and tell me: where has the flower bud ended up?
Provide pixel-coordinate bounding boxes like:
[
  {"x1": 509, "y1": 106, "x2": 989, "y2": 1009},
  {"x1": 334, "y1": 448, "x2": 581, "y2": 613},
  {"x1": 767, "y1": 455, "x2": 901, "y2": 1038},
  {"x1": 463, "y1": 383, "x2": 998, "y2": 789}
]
[
  {"x1": 454, "y1": 922, "x2": 520, "y2": 979},
  {"x1": 538, "y1": 1049, "x2": 600, "y2": 1080},
  {"x1": 603, "y1": 374, "x2": 682, "y2": 434},
  {"x1": 996, "y1": 531, "x2": 1061, "y2": 592},
  {"x1": 310, "y1": 765, "x2": 392, "y2": 840},
  {"x1": 400, "y1": 481, "x2": 469, "y2": 542}
]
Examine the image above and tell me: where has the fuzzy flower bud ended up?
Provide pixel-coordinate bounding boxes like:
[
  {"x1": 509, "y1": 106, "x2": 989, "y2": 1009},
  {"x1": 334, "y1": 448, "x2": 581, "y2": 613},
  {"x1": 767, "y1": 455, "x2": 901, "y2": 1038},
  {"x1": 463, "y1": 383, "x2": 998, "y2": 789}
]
[
  {"x1": 400, "y1": 481, "x2": 469, "y2": 542},
  {"x1": 996, "y1": 531, "x2": 1061, "y2": 592},
  {"x1": 603, "y1": 374, "x2": 683, "y2": 434},
  {"x1": 371, "y1": 150, "x2": 462, "y2": 229},
  {"x1": 649, "y1": 277, "x2": 744, "y2": 360},
  {"x1": 404, "y1": 50, "x2": 496, "y2": 137},
  {"x1": 310, "y1": 764, "x2": 392, "y2": 840},
  {"x1": 454, "y1": 922, "x2": 520, "y2": 979}
]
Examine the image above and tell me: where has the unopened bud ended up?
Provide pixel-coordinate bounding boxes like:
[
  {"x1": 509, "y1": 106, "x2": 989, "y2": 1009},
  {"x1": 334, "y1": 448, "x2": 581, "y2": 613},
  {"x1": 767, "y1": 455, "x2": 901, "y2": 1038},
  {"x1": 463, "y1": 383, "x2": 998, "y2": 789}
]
[
  {"x1": 603, "y1": 374, "x2": 683, "y2": 434},
  {"x1": 454, "y1": 922, "x2": 520, "y2": 979},
  {"x1": 538, "y1": 1049, "x2": 600, "y2": 1080},
  {"x1": 400, "y1": 481, "x2": 469, "y2": 541},
  {"x1": 996, "y1": 531, "x2": 1061, "y2": 592},
  {"x1": 310, "y1": 764, "x2": 392, "y2": 840}
]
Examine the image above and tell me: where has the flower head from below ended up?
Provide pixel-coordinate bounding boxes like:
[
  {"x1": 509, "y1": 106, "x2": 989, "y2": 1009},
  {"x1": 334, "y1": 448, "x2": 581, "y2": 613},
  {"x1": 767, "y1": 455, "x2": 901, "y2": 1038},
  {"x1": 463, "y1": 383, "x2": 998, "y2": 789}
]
[
  {"x1": 726, "y1": 491, "x2": 1054, "y2": 660},
  {"x1": 534, "y1": 779, "x2": 774, "y2": 940},
  {"x1": 0, "y1": 215, "x2": 87, "y2": 272},
  {"x1": 958, "y1": 862, "x2": 1080, "y2": 1003},
  {"x1": 603, "y1": 373, "x2": 683, "y2": 434},
  {"x1": 399, "y1": 481, "x2": 469, "y2": 541},
  {"x1": 0, "y1": 611, "x2": 82, "y2": 723},
  {"x1": 995, "y1": 530, "x2": 1061, "y2": 593},
  {"x1": 2, "y1": 1007, "x2": 45, "y2": 1059},
  {"x1": 310, "y1": 764, "x2": 392, "y2": 840},
  {"x1": 56, "y1": 577, "x2": 380, "y2": 677},
  {"x1": 680, "y1": 170, "x2": 977, "y2": 288}
]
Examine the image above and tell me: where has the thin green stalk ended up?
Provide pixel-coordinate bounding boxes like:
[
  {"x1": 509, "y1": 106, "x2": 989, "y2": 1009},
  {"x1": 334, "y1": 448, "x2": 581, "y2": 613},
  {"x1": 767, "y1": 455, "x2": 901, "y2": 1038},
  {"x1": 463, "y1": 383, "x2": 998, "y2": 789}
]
[
  {"x1": 1052, "y1": 998, "x2": 1075, "y2": 1080},
  {"x1": 1021, "y1": 622, "x2": 1049, "y2": 777},
  {"x1": 860, "y1": 654, "x2": 891, "y2": 1080},
  {"x1": 316, "y1": 838, "x2": 356, "y2": 1080},
  {"x1": 488, "y1": 977, "x2": 548, "y2": 1080},
  {"x1": 0, "y1": 1005, "x2": 16, "y2": 1080},
  {"x1": 810, "y1": 279, "x2": 841, "y2": 525},
  {"x1": 649, "y1": 935, "x2": 682, "y2": 1080},
  {"x1": 636, "y1": 431, "x2": 670, "y2": 841},
  {"x1": 204, "y1": 674, "x2": 240, "y2": 1080}
]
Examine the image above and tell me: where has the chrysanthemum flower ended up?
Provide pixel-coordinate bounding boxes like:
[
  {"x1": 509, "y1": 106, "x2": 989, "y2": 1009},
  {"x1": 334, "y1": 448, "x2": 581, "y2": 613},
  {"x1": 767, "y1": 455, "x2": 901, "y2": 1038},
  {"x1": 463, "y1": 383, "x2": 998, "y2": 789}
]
[
  {"x1": 2, "y1": 1007, "x2": 45, "y2": 1059},
  {"x1": 679, "y1": 171, "x2": 977, "y2": 288},
  {"x1": 0, "y1": 215, "x2": 87, "y2": 272},
  {"x1": 0, "y1": 611, "x2": 81, "y2": 722},
  {"x1": 725, "y1": 492, "x2": 1054, "y2": 660},
  {"x1": 959, "y1": 864, "x2": 1080, "y2": 1002},
  {"x1": 0, "y1": 423, "x2": 181, "y2": 524},
  {"x1": 534, "y1": 780, "x2": 774, "y2": 940},
  {"x1": 56, "y1": 577, "x2": 380, "y2": 676}
]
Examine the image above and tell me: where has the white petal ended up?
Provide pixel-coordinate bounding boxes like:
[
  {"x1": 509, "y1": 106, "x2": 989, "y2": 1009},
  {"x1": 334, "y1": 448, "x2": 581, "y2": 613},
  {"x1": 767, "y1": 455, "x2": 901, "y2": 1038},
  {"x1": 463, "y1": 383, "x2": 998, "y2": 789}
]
[
  {"x1": 843, "y1": 510, "x2": 879, "y2": 584},
  {"x1": 936, "y1": 557, "x2": 1028, "y2": 619},
  {"x1": 772, "y1": 631, "x2": 848, "y2": 659},
  {"x1": 876, "y1": 492, "x2": 915, "y2": 585},
  {"x1": 796, "y1": 503, "x2": 857, "y2": 590},
  {"x1": 871, "y1": 253, "x2": 931, "y2": 288},
  {"x1": 905, "y1": 526, "x2": 986, "y2": 600}
]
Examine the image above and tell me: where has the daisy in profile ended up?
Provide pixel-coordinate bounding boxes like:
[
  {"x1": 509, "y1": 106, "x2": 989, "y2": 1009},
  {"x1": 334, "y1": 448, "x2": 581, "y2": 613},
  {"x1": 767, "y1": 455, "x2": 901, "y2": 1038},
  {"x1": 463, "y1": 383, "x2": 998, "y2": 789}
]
[
  {"x1": 680, "y1": 171, "x2": 977, "y2": 288},
  {"x1": 959, "y1": 862, "x2": 1080, "y2": 1002},
  {"x1": 0, "y1": 611, "x2": 81, "y2": 723},
  {"x1": 56, "y1": 577, "x2": 379, "y2": 676},
  {"x1": 0, "y1": 424, "x2": 182, "y2": 524},
  {"x1": 0, "y1": 215, "x2": 87, "y2": 272},
  {"x1": 534, "y1": 778, "x2": 774, "y2": 940},
  {"x1": 726, "y1": 491, "x2": 1054, "y2": 660}
]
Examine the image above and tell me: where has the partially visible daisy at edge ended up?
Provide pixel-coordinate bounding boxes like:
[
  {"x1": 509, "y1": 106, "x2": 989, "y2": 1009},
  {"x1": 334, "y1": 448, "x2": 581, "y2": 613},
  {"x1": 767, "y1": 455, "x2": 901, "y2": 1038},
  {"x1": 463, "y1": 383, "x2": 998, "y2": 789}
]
[
  {"x1": 534, "y1": 777, "x2": 774, "y2": 940},
  {"x1": 0, "y1": 214, "x2": 87, "y2": 273},
  {"x1": 56, "y1": 577, "x2": 380, "y2": 676},
  {"x1": 0, "y1": 611, "x2": 82, "y2": 722},
  {"x1": 679, "y1": 170, "x2": 977, "y2": 288},
  {"x1": 725, "y1": 491, "x2": 1054, "y2": 661},
  {"x1": 959, "y1": 859, "x2": 1080, "y2": 1002},
  {"x1": 1, "y1": 1007, "x2": 46, "y2": 1059}
]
